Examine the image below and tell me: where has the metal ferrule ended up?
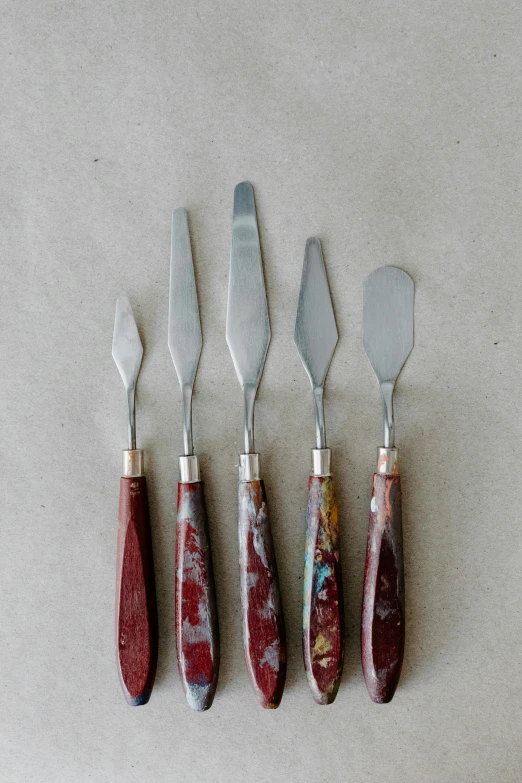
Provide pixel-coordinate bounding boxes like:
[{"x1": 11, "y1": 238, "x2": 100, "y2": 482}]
[
  {"x1": 122, "y1": 449, "x2": 144, "y2": 478},
  {"x1": 376, "y1": 447, "x2": 399, "y2": 475},
  {"x1": 179, "y1": 454, "x2": 200, "y2": 483},
  {"x1": 239, "y1": 453, "x2": 260, "y2": 482},
  {"x1": 311, "y1": 448, "x2": 332, "y2": 477}
]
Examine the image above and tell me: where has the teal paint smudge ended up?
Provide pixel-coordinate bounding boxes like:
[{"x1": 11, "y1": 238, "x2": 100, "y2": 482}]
[{"x1": 315, "y1": 562, "x2": 332, "y2": 594}]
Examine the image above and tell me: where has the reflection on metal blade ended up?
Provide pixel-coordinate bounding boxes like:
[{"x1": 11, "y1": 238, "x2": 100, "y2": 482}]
[{"x1": 226, "y1": 182, "x2": 270, "y2": 389}]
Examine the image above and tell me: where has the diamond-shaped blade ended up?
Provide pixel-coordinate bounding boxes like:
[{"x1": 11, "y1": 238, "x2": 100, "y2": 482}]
[
  {"x1": 226, "y1": 182, "x2": 270, "y2": 389},
  {"x1": 112, "y1": 296, "x2": 143, "y2": 391},
  {"x1": 168, "y1": 208, "x2": 202, "y2": 390},
  {"x1": 294, "y1": 237, "x2": 338, "y2": 389},
  {"x1": 363, "y1": 266, "x2": 414, "y2": 385}
]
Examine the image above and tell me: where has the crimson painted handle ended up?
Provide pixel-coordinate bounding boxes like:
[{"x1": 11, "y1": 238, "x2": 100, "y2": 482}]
[
  {"x1": 116, "y1": 476, "x2": 158, "y2": 705},
  {"x1": 303, "y1": 475, "x2": 344, "y2": 704},
  {"x1": 238, "y1": 479, "x2": 286, "y2": 708},
  {"x1": 361, "y1": 472, "x2": 405, "y2": 703},
  {"x1": 176, "y1": 481, "x2": 219, "y2": 711}
]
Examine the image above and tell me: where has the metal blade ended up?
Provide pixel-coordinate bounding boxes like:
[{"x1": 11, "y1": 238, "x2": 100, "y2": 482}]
[
  {"x1": 226, "y1": 182, "x2": 270, "y2": 389},
  {"x1": 112, "y1": 296, "x2": 143, "y2": 450},
  {"x1": 168, "y1": 208, "x2": 202, "y2": 456},
  {"x1": 363, "y1": 266, "x2": 414, "y2": 385},
  {"x1": 226, "y1": 182, "x2": 270, "y2": 455},
  {"x1": 112, "y1": 296, "x2": 143, "y2": 391},
  {"x1": 168, "y1": 208, "x2": 202, "y2": 389},
  {"x1": 294, "y1": 237, "x2": 338, "y2": 390},
  {"x1": 363, "y1": 266, "x2": 414, "y2": 448}
]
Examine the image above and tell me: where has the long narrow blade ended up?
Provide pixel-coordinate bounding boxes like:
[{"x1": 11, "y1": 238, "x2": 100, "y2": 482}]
[
  {"x1": 363, "y1": 266, "x2": 414, "y2": 384},
  {"x1": 226, "y1": 182, "x2": 270, "y2": 388},
  {"x1": 168, "y1": 208, "x2": 202, "y2": 389},
  {"x1": 294, "y1": 237, "x2": 338, "y2": 389},
  {"x1": 112, "y1": 296, "x2": 143, "y2": 390}
]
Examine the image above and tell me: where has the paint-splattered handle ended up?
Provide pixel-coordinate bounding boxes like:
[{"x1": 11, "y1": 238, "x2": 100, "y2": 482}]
[
  {"x1": 238, "y1": 479, "x2": 286, "y2": 708},
  {"x1": 176, "y1": 481, "x2": 220, "y2": 711},
  {"x1": 116, "y1": 476, "x2": 158, "y2": 706},
  {"x1": 361, "y1": 473, "x2": 405, "y2": 703},
  {"x1": 303, "y1": 475, "x2": 344, "y2": 704}
]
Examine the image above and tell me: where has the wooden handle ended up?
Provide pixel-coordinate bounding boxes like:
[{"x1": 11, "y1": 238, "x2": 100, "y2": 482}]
[
  {"x1": 116, "y1": 476, "x2": 158, "y2": 705},
  {"x1": 303, "y1": 475, "x2": 344, "y2": 704},
  {"x1": 176, "y1": 481, "x2": 220, "y2": 711},
  {"x1": 361, "y1": 472, "x2": 405, "y2": 703},
  {"x1": 238, "y1": 480, "x2": 286, "y2": 708}
]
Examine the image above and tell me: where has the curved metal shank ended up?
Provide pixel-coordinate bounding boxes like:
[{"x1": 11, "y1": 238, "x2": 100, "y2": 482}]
[
  {"x1": 381, "y1": 381, "x2": 395, "y2": 449},
  {"x1": 312, "y1": 386, "x2": 326, "y2": 450},
  {"x1": 243, "y1": 382, "x2": 257, "y2": 454}
]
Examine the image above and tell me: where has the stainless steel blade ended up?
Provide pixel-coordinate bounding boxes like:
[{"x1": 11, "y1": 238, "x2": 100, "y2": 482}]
[
  {"x1": 226, "y1": 182, "x2": 270, "y2": 454},
  {"x1": 294, "y1": 237, "x2": 338, "y2": 449},
  {"x1": 168, "y1": 208, "x2": 202, "y2": 456},
  {"x1": 112, "y1": 296, "x2": 143, "y2": 450},
  {"x1": 363, "y1": 266, "x2": 414, "y2": 447}
]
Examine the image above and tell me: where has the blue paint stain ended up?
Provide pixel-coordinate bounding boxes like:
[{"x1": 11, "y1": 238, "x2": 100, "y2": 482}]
[
  {"x1": 126, "y1": 688, "x2": 152, "y2": 706},
  {"x1": 314, "y1": 562, "x2": 332, "y2": 594},
  {"x1": 189, "y1": 673, "x2": 211, "y2": 687}
]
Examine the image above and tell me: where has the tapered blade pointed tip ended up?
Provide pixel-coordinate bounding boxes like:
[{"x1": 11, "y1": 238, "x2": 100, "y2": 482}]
[
  {"x1": 294, "y1": 237, "x2": 338, "y2": 388},
  {"x1": 168, "y1": 209, "x2": 202, "y2": 388},
  {"x1": 112, "y1": 296, "x2": 143, "y2": 390}
]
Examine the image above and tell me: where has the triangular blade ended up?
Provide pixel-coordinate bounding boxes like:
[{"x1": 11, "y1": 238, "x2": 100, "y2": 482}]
[
  {"x1": 226, "y1": 182, "x2": 270, "y2": 388},
  {"x1": 294, "y1": 237, "x2": 338, "y2": 389},
  {"x1": 168, "y1": 208, "x2": 202, "y2": 389},
  {"x1": 363, "y1": 266, "x2": 414, "y2": 384},
  {"x1": 112, "y1": 296, "x2": 143, "y2": 390}
]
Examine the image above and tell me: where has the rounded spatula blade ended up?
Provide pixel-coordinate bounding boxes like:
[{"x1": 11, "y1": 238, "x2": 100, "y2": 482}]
[{"x1": 363, "y1": 266, "x2": 414, "y2": 385}]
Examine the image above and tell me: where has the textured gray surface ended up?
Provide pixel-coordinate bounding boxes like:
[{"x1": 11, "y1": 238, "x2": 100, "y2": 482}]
[{"x1": 1, "y1": 1, "x2": 522, "y2": 781}]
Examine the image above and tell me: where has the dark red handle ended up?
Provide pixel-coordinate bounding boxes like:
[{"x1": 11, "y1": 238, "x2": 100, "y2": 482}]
[
  {"x1": 361, "y1": 472, "x2": 405, "y2": 703},
  {"x1": 238, "y1": 479, "x2": 286, "y2": 708},
  {"x1": 303, "y1": 475, "x2": 344, "y2": 704},
  {"x1": 176, "y1": 481, "x2": 219, "y2": 711},
  {"x1": 116, "y1": 476, "x2": 158, "y2": 705}
]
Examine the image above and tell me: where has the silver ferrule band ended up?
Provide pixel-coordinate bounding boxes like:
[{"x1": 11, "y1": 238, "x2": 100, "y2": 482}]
[
  {"x1": 311, "y1": 448, "x2": 332, "y2": 477},
  {"x1": 122, "y1": 449, "x2": 144, "y2": 478},
  {"x1": 376, "y1": 447, "x2": 399, "y2": 475},
  {"x1": 179, "y1": 455, "x2": 200, "y2": 483},
  {"x1": 239, "y1": 453, "x2": 260, "y2": 482}
]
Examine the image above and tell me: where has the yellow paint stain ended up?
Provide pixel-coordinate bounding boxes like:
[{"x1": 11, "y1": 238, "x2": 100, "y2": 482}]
[
  {"x1": 317, "y1": 656, "x2": 333, "y2": 668},
  {"x1": 317, "y1": 478, "x2": 339, "y2": 551},
  {"x1": 313, "y1": 634, "x2": 332, "y2": 657}
]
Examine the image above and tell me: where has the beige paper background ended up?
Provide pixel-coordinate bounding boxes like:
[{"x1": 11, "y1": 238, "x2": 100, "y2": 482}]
[{"x1": 1, "y1": 1, "x2": 522, "y2": 780}]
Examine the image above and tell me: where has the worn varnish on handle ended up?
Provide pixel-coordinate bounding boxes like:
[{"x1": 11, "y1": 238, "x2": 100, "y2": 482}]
[
  {"x1": 176, "y1": 482, "x2": 219, "y2": 711},
  {"x1": 361, "y1": 472, "x2": 405, "y2": 704},
  {"x1": 303, "y1": 476, "x2": 344, "y2": 705},
  {"x1": 116, "y1": 476, "x2": 158, "y2": 706},
  {"x1": 239, "y1": 479, "x2": 286, "y2": 708}
]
